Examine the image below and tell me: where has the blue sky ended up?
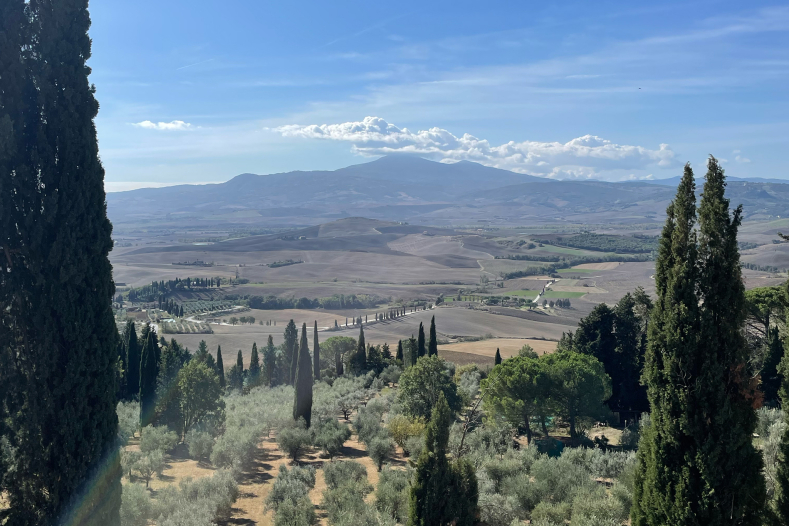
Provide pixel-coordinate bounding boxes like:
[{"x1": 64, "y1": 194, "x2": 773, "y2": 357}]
[{"x1": 88, "y1": 0, "x2": 789, "y2": 190}]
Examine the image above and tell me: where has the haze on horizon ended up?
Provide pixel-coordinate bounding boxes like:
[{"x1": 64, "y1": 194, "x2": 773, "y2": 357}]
[{"x1": 90, "y1": 0, "x2": 789, "y2": 191}]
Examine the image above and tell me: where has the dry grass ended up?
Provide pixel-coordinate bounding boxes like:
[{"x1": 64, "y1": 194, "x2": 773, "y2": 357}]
[
  {"x1": 572, "y1": 262, "x2": 622, "y2": 270},
  {"x1": 438, "y1": 338, "x2": 557, "y2": 358}
]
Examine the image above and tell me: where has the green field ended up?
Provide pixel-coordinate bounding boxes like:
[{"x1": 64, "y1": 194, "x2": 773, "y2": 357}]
[
  {"x1": 508, "y1": 290, "x2": 539, "y2": 298},
  {"x1": 557, "y1": 268, "x2": 594, "y2": 274}
]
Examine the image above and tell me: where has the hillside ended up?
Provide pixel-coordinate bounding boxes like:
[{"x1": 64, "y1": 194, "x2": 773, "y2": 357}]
[{"x1": 107, "y1": 155, "x2": 789, "y2": 229}]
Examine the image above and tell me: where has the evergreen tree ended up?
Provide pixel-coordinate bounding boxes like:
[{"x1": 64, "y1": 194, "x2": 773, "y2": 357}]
[
  {"x1": 284, "y1": 319, "x2": 298, "y2": 384},
  {"x1": 264, "y1": 335, "x2": 277, "y2": 386},
  {"x1": 139, "y1": 325, "x2": 160, "y2": 428},
  {"x1": 350, "y1": 326, "x2": 367, "y2": 373},
  {"x1": 313, "y1": 320, "x2": 321, "y2": 381},
  {"x1": 396, "y1": 340, "x2": 404, "y2": 362},
  {"x1": 775, "y1": 329, "x2": 789, "y2": 522},
  {"x1": 216, "y1": 346, "x2": 225, "y2": 388},
  {"x1": 428, "y1": 316, "x2": 438, "y2": 356},
  {"x1": 761, "y1": 326, "x2": 784, "y2": 406},
  {"x1": 632, "y1": 160, "x2": 765, "y2": 525},
  {"x1": 124, "y1": 320, "x2": 140, "y2": 400},
  {"x1": 494, "y1": 348, "x2": 502, "y2": 365},
  {"x1": 408, "y1": 393, "x2": 477, "y2": 526},
  {"x1": 227, "y1": 349, "x2": 244, "y2": 391},
  {"x1": 249, "y1": 342, "x2": 260, "y2": 387},
  {"x1": 417, "y1": 322, "x2": 426, "y2": 357},
  {"x1": 155, "y1": 339, "x2": 190, "y2": 435},
  {"x1": 293, "y1": 323, "x2": 314, "y2": 427}
]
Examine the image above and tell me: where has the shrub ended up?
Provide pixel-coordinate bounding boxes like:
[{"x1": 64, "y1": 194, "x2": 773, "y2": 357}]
[
  {"x1": 276, "y1": 419, "x2": 312, "y2": 462},
  {"x1": 375, "y1": 467, "x2": 410, "y2": 522},
  {"x1": 140, "y1": 425, "x2": 178, "y2": 454},
  {"x1": 379, "y1": 365, "x2": 402, "y2": 385},
  {"x1": 528, "y1": 455, "x2": 596, "y2": 506},
  {"x1": 211, "y1": 426, "x2": 259, "y2": 469},
  {"x1": 570, "y1": 486, "x2": 624, "y2": 526},
  {"x1": 458, "y1": 369, "x2": 481, "y2": 404},
  {"x1": 322, "y1": 480, "x2": 374, "y2": 525},
  {"x1": 368, "y1": 436, "x2": 395, "y2": 471},
  {"x1": 121, "y1": 449, "x2": 142, "y2": 479},
  {"x1": 530, "y1": 501, "x2": 572, "y2": 525},
  {"x1": 266, "y1": 465, "x2": 317, "y2": 512},
  {"x1": 757, "y1": 407, "x2": 785, "y2": 438},
  {"x1": 120, "y1": 483, "x2": 152, "y2": 526},
  {"x1": 323, "y1": 461, "x2": 368, "y2": 490},
  {"x1": 405, "y1": 435, "x2": 425, "y2": 460},
  {"x1": 353, "y1": 409, "x2": 385, "y2": 445},
  {"x1": 477, "y1": 491, "x2": 519, "y2": 526},
  {"x1": 483, "y1": 451, "x2": 525, "y2": 492},
  {"x1": 117, "y1": 401, "x2": 141, "y2": 443},
  {"x1": 185, "y1": 429, "x2": 214, "y2": 460},
  {"x1": 386, "y1": 414, "x2": 425, "y2": 454},
  {"x1": 313, "y1": 418, "x2": 352, "y2": 459},
  {"x1": 274, "y1": 497, "x2": 317, "y2": 526},
  {"x1": 589, "y1": 450, "x2": 636, "y2": 479},
  {"x1": 154, "y1": 469, "x2": 238, "y2": 524}
]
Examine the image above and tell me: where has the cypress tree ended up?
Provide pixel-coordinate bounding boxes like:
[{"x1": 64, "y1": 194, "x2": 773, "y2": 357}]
[
  {"x1": 216, "y1": 346, "x2": 225, "y2": 388},
  {"x1": 775, "y1": 326, "x2": 789, "y2": 521},
  {"x1": 0, "y1": 0, "x2": 123, "y2": 521},
  {"x1": 350, "y1": 325, "x2": 367, "y2": 373},
  {"x1": 761, "y1": 326, "x2": 784, "y2": 406},
  {"x1": 139, "y1": 325, "x2": 160, "y2": 428},
  {"x1": 236, "y1": 349, "x2": 244, "y2": 371},
  {"x1": 417, "y1": 322, "x2": 426, "y2": 357},
  {"x1": 632, "y1": 160, "x2": 765, "y2": 525},
  {"x1": 249, "y1": 342, "x2": 260, "y2": 386},
  {"x1": 284, "y1": 319, "x2": 298, "y2": 384},
  {"x1": 408, "y1": 393, "x2": 477, "y2": 526},
  {"x1": 124, "y1": 320, "x2": 140, "y2": 400},
  {"x1": 313, "y1": 320, "x2": 320, "y2": 380},
  {"x1": 396, "y1": 340, "x2": 404, "y2": 362},
  {"x1": 293, "y1": 323, "x2": 313, "y2": 427},
  {"x1": 264, "y1": 335, "x2": 277, "y2": 387},
  {"x1": 494, "y1": 348, "x2": 502, "y2": 365},
  {"x1": 428, "y1": 316, "x2": 438, "y2": 356}
]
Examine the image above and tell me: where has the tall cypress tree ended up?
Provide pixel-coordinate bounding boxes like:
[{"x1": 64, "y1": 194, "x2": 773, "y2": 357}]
[
  {"x1": 139, "y1": 325, "x2": 160, "y2": 428},
  {"x1": 396, "y1": 340, "x2": 404, "y2": 362},
  {"x1": 408, "y1": 393, "x2": 477, "y2": 526},
  {"x1": 0, "y1": 0, "x2": 123, "y2": 521},
  {"x1": 313, "y1": 320, "x2": 321, "y2": 381},
  {"x1": 216, "y1": 346, "x2": 225, "y2": 388},
  {"x1": 417, "y1": 322, "x2": 426, "y2": 357},
  {"x1": 264, "y1": 335, "x2": 277, "y2": 387},
  {"x1": 428, "y1": 316, "x2": 438, "y2": 356},
  {"x1": 632, "y1": 160, "x2": 765, "y2": 525},
  {"x1": 494, "y1": 349, "x2": 502, "y2": 365},
  {"x1": 293, "y1": 323, "x2": 313, "y2": 427},
  {"x1": 249, "y1": 342, "x2": 260, "y2": 387},
  {"x1": 284, "y1": 319, "x2": 298, "y2": 384},
  {"x1": 350, "y1": 325, "x2": 367, "y2": 373},
  {"x1": 124, "y1": 320, "x2": 140, "y2": 400},
  {"x1": 775, "y1": 327, "x2": 789, "y2": 522}
]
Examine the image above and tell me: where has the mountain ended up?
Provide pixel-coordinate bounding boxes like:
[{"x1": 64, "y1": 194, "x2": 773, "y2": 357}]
[
  {"x1": 106, "y1": 155, "x2": 789, "y2": 229},
  {"x1": 645, "y1": 175, "x2": 789, "y2": 186}
]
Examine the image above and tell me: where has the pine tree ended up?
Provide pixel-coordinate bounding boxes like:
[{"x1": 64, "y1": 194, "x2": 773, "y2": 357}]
[
  {"x1": 428, "y1": 316, "x2": 438, "y2": 356},
  {"x1": 124, "y1": 320, "x2": 140, "y2": 400},
  {"x1": 139, "y1": 325, "x2": 160, "y2": 428},
  {"x1": 249, "y1": 342, "x2": 260, "y2": 387},
  {"x1": 313, "y1": 321, "x2": 321, "y2": 380},
  {"x1": 293, "y1": 323, "x2": 313, "y2": 427},
  {"x1": 408, "y1": 393, "x2": 477, "y2": 526},
  {"x1": 417, "y1": 322, "x2": 426, "y2": 357},
  {"x1": 632, "y1": 160, "x2": 765, "y2": 525},
  {"x1": 397, "y1": 340, "x2": 404, "y2": 362},
  {"x1": 494, "y1": 348, "x2": 502, "y2": 365},
  {"x1": 216, "y1": 346, "x2": 225, "y2": 388}
]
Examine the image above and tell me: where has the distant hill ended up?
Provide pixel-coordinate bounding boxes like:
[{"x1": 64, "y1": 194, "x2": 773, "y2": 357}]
[{"x1": 106, "y1": 155, "x2": 789, "y2": 229}]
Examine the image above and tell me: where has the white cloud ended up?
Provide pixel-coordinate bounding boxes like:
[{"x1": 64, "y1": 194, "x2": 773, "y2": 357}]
[
  {"x1": 133, "y1": 120, "x2": 192, "y2": 131},
  {"x1": 735, "y1": 155, "x2": 751, "y2": 163},
  {"x1": 275, "y1": 116, "x2": 677, "y2": 179}
]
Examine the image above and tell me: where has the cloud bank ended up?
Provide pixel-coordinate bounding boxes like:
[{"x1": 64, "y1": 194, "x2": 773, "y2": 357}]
[
  {"x1": 275, "y1": 117, "x2": 676, "y2": 179},
  {"x1": 134, "y1": 120, "x2": 192, "y2": 131}
]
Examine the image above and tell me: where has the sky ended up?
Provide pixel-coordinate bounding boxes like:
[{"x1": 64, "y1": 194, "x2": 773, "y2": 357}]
[{"x1": 88, "y1": 0, "x2": 789, "y2": 191}]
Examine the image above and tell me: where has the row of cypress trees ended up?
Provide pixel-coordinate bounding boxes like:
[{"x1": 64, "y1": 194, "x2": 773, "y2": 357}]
[{"x1": 0, "y1": 0, "x2": 122, "y2": 524}]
